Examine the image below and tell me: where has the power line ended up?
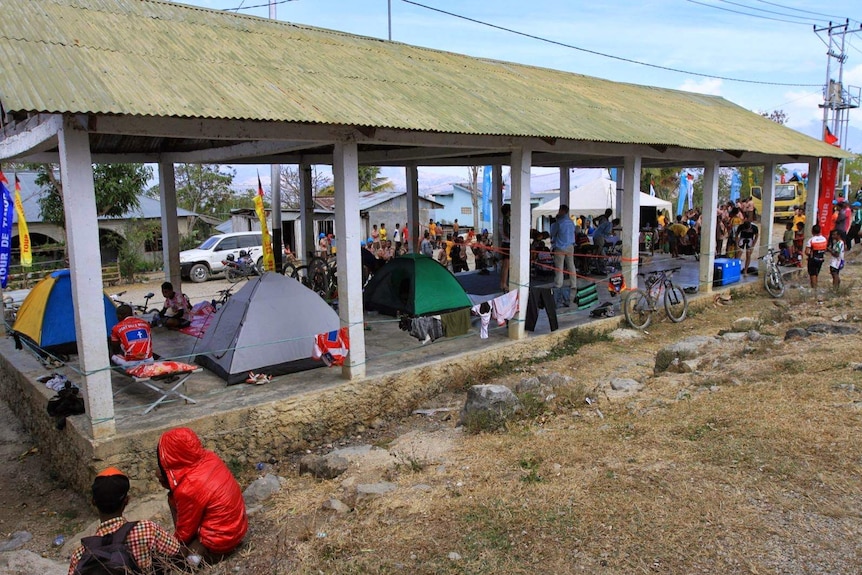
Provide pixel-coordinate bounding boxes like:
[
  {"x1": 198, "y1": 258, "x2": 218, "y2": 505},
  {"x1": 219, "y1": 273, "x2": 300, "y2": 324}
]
[
  {"x1": 707, "y1": 0, "x2": 829, "y2": 24},
  {"x1": 402, "y1": 0, "x2": 822, "y2": 87},
  {"x1": 685, "y1": 0, "x2": 825, "y2": 26},
  {"x1": 222, "y1": 0, "x2": 298, "y2": 12},
  {"x1": 749, "y1": 0, "x2": 860, "y2": 24}
]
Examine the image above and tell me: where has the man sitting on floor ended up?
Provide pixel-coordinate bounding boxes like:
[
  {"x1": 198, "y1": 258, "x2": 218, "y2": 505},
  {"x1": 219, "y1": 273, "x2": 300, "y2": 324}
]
[
  {"x1": 157, "y1": 282, "x2": 191, "y2": 329},
  {"x1": 110, "y1": 304, "x2": 154, "y2": 368}
]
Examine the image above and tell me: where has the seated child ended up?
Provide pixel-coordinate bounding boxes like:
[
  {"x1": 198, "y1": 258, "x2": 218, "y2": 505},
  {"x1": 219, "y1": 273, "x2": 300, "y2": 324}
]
[{"x1": 777, "y1": 242, "x2": 793, "y2": 266}]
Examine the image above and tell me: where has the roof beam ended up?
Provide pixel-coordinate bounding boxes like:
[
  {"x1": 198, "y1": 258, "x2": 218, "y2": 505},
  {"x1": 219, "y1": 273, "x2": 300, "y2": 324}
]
[
  {"x1": 0, "y1": 114, "x2": 62, "y2": 160},
  {"x1": 162, "y1": 139, "x2": 322, "y2": 163}
]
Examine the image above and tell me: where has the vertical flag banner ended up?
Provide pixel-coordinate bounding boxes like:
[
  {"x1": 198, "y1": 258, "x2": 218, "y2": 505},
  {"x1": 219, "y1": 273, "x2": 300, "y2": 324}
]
[
  {"x1": 818, "y1": 127, "x2": 840, "y2": 237},
  {"x1": 481, "y1": 165, "x2": 492, "y2": 228},
  {"x1": 730, "y1": 170, "x2": 742, "y2": 203},
  {"x1": 0, "y1": 173, "x2": 14, "y2": 288},
  {"x1": 687, "y1": 173, "x2": 694, "y2": 211},
  {"x1": 255, "y1": 175, "x2": 275, "y2": 272},
  {"x1": 676, "y1": 170, "x2": 688, "y2": 216},
  {"x1": 13, "y1": 175, "x2": 31, "y2": 268}
]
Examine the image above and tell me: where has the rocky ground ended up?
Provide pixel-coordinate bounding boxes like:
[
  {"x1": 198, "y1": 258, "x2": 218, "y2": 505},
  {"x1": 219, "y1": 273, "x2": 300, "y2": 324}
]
[{"x1": 2, "y1": 249, "x2": 862, "y2": 574}]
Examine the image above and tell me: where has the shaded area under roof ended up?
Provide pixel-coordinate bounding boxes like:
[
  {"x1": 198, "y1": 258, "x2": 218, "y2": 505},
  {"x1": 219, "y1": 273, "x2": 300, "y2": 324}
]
[{"x1": 0, "y1": 0, "x2": 851, "y2": 167}]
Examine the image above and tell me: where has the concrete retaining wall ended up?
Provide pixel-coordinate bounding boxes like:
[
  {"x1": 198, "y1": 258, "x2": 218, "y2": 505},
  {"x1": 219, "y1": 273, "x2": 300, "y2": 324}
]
[{"x1": 0, "y1": 277, "x2": 772, "y2": 495}]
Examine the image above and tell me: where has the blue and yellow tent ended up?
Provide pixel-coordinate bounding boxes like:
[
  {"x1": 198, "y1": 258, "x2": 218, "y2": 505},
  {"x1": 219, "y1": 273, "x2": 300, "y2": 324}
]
[{"x1": 12, "y1": 269, "x2": 118, "y2": 355}]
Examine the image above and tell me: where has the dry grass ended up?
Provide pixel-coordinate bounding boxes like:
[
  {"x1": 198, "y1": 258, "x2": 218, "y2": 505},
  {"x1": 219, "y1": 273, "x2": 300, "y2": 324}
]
[{"x1": 209, "y1": 262, "x2": 862, "y2": 575}]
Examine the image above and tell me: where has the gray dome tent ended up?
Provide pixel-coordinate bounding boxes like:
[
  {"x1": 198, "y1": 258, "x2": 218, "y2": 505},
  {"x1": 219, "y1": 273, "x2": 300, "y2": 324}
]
[{"x1": 195, "y1": 273, "x2": 340, "y2": 384}]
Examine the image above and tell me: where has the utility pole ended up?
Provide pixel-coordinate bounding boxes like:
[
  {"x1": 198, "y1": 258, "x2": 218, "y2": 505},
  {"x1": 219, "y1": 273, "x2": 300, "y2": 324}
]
[
  {"x1": 815, "y1": 21, "x2": 862, "y2": 154},
  {"x1": 269, "y1": 0, "x2": 283, "y2": 271}
]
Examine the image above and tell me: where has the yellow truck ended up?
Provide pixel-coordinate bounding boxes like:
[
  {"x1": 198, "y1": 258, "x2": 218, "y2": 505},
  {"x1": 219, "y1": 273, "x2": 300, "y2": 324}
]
[{"x1": 750, "y1": 182, "x2": 806, "y2": 220}]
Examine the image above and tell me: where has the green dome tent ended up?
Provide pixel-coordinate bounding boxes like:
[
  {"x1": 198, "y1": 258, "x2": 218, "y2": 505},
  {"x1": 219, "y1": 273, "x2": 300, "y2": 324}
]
[{"x1": 363, "y1": 254, "x2": 471, "y2": 317}]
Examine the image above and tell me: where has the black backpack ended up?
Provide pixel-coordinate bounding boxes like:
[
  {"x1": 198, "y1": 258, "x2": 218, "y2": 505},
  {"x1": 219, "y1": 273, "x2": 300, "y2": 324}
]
[{"x1": 74, "y1": 521, "x2": 141, "y2": 575}]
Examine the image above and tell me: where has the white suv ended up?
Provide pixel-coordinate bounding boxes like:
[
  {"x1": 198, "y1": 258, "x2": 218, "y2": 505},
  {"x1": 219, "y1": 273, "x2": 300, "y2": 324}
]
[{"x1": 180, "y1": 231, "x2": 264, "y2": 282}]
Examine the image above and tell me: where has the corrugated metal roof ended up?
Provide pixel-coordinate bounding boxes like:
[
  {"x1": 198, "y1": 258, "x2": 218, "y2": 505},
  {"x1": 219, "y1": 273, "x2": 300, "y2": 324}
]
[{"x1": 0, "y1": 0, "x2": 850, "y2": 160}]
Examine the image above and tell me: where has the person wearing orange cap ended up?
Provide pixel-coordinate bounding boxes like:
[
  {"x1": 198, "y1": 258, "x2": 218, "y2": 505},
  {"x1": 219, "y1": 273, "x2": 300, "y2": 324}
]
[{"x1": 68, "y1": 467, "x2": 182, "y2": 575}]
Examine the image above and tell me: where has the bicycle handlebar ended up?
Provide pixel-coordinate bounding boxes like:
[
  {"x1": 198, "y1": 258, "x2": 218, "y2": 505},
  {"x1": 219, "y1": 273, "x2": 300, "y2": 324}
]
[{"x1": 637, "y1": 265, "x2": 681, "y2": 277}]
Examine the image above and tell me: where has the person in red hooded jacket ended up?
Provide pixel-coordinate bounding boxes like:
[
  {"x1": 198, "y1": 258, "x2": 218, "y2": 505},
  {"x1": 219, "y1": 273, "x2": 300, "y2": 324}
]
[{"x1": 157, "y1": 427, "x2": 248, "y2": 563}]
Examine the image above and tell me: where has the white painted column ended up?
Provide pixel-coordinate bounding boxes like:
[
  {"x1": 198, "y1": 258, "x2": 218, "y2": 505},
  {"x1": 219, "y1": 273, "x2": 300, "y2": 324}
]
[
  {"x1": 559, "y1": 166, "x2": 570, "y2": 207},
  {"x1": 621, "y1": 156, "x2": 642, "y2": 293},
  {"x1": 57, "y1": 115, "x2": 115, "y2": 438},
  {"x1": 299, "y1": 163, "x2": 314, "y2": 262},
  {"x1": 806, "y1": 159, "x2": 820, "y2": 244},
  {"x1": 493, "y1": 165, "x2": 503, "y2": 240},
  {"x1": 333, "y1": 142, "x2": 365, "y2": 379},
  {"x1": 271, "y1": 164, "x2": 283, "y2": 271},
  {"x1": 158, "y1": 161, "x2": 181, "y2": 289},
  {"x1": 406, "y1": 165, "x2": 420, "y2": 253},
  {"x1": 508, "y1": 148, "x2": 531, "y2": 340},
  {"x1": 700, "y1": 160, "x2": 720, "y2": 292},
  {"x1": 760, "y1": 163, "x2": 777, "y2": 264}
]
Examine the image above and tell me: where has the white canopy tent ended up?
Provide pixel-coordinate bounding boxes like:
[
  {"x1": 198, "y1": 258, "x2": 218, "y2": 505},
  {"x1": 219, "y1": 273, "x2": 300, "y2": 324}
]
[{"x1": 532, "y1": 177, "x2": 672, "y2": 228}]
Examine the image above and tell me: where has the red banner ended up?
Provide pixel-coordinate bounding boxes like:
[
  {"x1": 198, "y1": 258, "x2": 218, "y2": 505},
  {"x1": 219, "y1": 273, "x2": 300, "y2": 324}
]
[{"x1": 817, "y1": 127, "x2": 840, "y2": 237}]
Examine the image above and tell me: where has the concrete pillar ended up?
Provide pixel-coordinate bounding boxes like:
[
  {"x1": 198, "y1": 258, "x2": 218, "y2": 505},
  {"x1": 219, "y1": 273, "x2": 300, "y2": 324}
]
[
  {"x1": 333, "y1": 142, "x2": 365, "y2": 379},
  {"x1": 559, "y1": 166, "x2": 570, "y2": 207},
  {"x1": 57, "y1": 115, "x2": 115, "y2": 438},
  {"x1": 508, "y1": 148, "x2": 531, "y2": 340},
  {"x1": 621, "y1": 156, "x2": 642, "y2": 292},
  {"x1": 158, "y1": 161, "x2": 181, "y2": 290},
  {"x1": 700, "y1": 161, "x2": 720, "y2": 292},
  {"x1": 299, "y1": 163, "x2": 314, "y2": 262},
  {"x1": 406, "y1": 165, "x2": 420, "y2": 253},
  {"x1": 760, "y1": 163, "x2": 777, "y2": 262},
  {"x1": 493, "y1": 165, "x2": 503, "y2": 241},
  {"x1": 806, "y1": 159, "x2": 820, "y2": 244},
  {"x1": 270, "y1": 164, "x2": 283, "y2": 271}
]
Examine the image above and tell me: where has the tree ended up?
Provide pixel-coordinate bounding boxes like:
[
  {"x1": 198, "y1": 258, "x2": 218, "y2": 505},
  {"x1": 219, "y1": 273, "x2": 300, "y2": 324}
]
[
  {"x1": 277, "y1": 165, "x2": 332, "y2": 208},
  {"x1": 759, "y1": 109, "x2": 788, "y2": 125},
  {"x1": 358, "y1": 166, "x2": 394, "y2": 192},
  {"x1": 641, "y1": 168, "x2": 679, "y2": 201},
  {"x1": 36, "y1": 163, "x2": 151, "y2": 228},
  {"x1": 171, "y1": 164, "x2": 236, "y2": 219}
]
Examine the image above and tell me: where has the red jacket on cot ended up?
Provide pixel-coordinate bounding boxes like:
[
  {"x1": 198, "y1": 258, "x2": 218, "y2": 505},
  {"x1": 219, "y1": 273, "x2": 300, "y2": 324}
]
[{"x1": 157, "y1": 427, "x2": 248, "y2": 554}]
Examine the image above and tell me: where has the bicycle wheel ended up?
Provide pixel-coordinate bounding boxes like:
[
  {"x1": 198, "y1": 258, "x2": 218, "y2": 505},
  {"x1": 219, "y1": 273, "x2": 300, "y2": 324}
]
[
  {"x1": 764, "y1": 266, "x2": 785, "y2": 298},
  {"x1": 663, "y1": 283, "x2": 688, "y2": 323},
  {"x1": 290, "y1": 265, "x2": 311, "y2": 287},
  {"x1": 225, "y1": 266, "x2": 242, "y2": 283},
  {"x1": 283, "y1": 262, "x2": 298, "y2": 277},
  {"x1": 623, "y1": 289, "x2": 653, "y2": 330}
]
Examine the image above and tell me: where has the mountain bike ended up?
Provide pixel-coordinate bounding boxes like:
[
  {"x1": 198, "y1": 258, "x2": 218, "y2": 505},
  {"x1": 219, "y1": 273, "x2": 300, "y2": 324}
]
[
  {"x1": 623, "y1": 266, "x2": 688, "y2": 330},
  {"x1": 111, "y1": 291, "x2": 160, "y2": 316},
  {"x1": 211, "y1": 286, "x2": 236, "y2": 310},
  {"x1": 762, "y1": 246, "x2": 785, "y2": 298}
]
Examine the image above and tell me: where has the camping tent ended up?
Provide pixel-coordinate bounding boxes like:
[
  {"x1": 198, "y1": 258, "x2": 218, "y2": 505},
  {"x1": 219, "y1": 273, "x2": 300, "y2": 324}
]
[
  {"x1": 531, "y1": 179, "x2": 673, "y2": 227},
  {"x1": 363, "y1": 254, "x2": 471, "y2": 317},
  {"x1": 195, "y1": 273, "x2": 340, "y2": 384},
  {"x1": 12, "y1": 269, "x2": 118, "y2": 355}
]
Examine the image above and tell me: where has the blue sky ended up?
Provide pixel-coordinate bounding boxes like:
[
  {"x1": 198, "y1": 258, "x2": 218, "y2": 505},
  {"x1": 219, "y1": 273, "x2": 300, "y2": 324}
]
[{"x1": 178, "y1": 0, "x2": 862, "y2": 189}]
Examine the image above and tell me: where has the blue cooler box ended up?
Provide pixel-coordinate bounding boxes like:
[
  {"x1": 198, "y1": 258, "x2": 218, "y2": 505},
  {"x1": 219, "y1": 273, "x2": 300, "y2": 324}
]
[{"x1": 713, "y1": 258, "x2": 742, "y2": 287}]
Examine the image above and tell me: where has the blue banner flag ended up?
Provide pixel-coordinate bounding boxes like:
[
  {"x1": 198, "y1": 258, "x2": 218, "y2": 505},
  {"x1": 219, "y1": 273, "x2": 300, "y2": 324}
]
[
  {"x1": 730, "y1": 170, "x2": 742, "y2": 203},
  {"x1": 676, "y1": 170, "x2": 688, "y2": 217},
  {"x1": 0, "y1": 180, "x2": 14, "y2": 288},
  {"x1": 481, "y1": 165, "x2": 492, "y2": 228}
]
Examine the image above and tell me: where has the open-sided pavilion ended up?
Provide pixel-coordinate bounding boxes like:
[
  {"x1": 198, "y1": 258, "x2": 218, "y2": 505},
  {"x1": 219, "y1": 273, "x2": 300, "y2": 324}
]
[{"x1": 0, "y1": 0, "x2": 851, "y2": 452}]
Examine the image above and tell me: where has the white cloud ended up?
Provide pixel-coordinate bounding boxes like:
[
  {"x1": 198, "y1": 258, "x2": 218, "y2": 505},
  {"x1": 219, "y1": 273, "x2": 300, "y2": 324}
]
[
  {"x1": 678, "y1": 78, "x2": 723, "y2": 96},
  {"x1": 779, "y1": 90, "x2": 825, "y2": 130}
]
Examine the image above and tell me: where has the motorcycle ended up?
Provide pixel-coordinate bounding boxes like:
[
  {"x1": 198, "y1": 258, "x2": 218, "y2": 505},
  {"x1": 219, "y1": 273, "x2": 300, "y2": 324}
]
[{"x1": 223, "y1": 249, "x2": 261, "y2": 283}]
